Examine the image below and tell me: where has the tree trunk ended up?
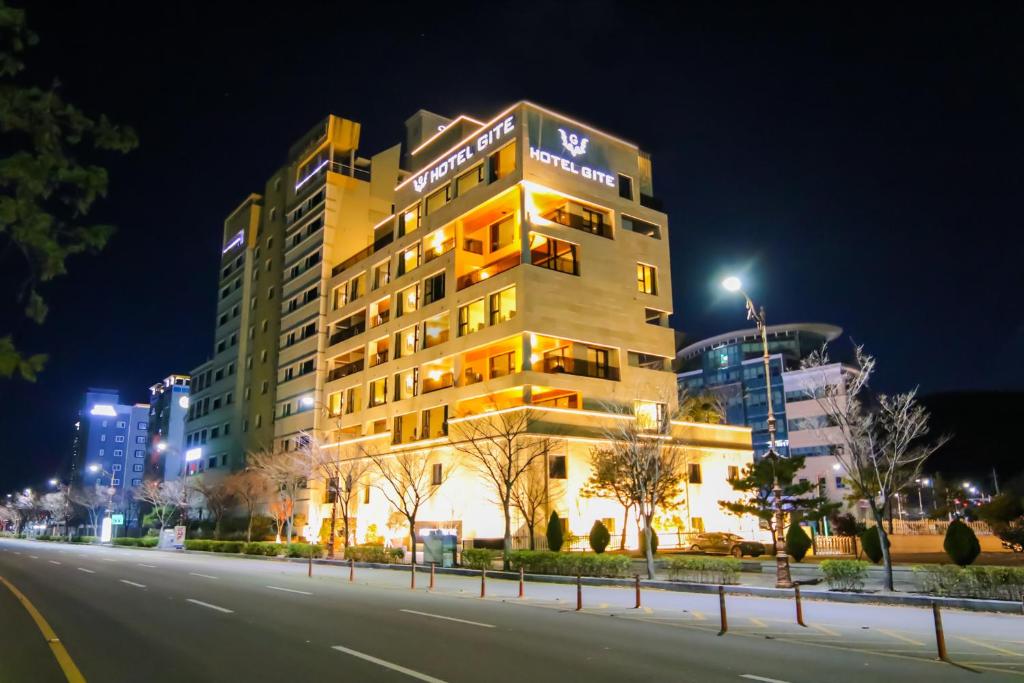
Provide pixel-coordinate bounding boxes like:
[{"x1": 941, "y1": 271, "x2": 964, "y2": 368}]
[
  {"x1": 620, "y1": 505, "x2": 630, "y2": 550},
  {"x1": 328, "y1": 487, "x2": 338, "y2": 559},
  {"x1": 246, "y1": 507, "x2": 253, "y2": 543},
  {"x1": 870, "y1": 500, "x2": 894, "y2": 591},
  {"x1": 527, "y1": 521, "x2": 535, "y2": 550},
  {"x1": 214, "y1": 515, "x2": 222, "y2": 540},
  {"x1": 643, "y1": 517, "x2": 655, "y2": 580},
  {"x1": 502, "y1": 501, "x2": 512, "y2": 571},
  {"x1": 408, "y1": 523, "x2": 417, "y2": 566}
]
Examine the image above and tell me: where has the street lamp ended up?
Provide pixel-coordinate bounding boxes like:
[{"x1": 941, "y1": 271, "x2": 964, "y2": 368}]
[
  {"x1": 88, "y1": 463, "x2": 116, "y2": 543},
  {"x1": 721, "y1": 276, "x2": 793, "y2": 589}
]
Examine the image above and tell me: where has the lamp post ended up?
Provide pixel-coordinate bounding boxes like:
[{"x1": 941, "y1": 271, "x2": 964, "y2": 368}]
[
  {"x1": 88, "y1": 464, "x2": 115, "y2": 542},
  {"x1": 299, "y1": 394, "x2": 342, "y2": 557},
  {"x1": 722, "y1": 276, "x2": 793, "y2": 589}
]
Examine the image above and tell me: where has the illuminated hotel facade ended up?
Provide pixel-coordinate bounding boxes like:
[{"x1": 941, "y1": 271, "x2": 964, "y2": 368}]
[{"x1": 188, "y1": 102, "x2": 756, "y2": 547}]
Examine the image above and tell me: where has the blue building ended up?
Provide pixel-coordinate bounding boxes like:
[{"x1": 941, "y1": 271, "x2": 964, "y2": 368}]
[
  {"x1": 146, "y1": 375, "x2": 191, "y2": 483},
  {"x1": 73, "y1": 388, "x2": 150, "y2": 527},
  {"x1": 676, "y1": 323, "x2": 842, "y2": 459}
]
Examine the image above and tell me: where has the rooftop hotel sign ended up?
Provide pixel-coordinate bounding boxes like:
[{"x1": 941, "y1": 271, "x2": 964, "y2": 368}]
[
  {"x1": 526, "y1": 110, "x2": 617, "y2": 190},
  {"x1": 411, "y1": 115, "x2": 516, "y2": 194}
]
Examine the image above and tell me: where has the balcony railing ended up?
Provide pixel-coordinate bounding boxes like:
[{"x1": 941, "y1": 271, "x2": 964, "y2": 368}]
[
  {"x1": 456, "y1": 253, "x2": 521, "y2": 291},
  {"x1": 371, "y1": 310, "x2": 390, "y2": 327},
  {"x1": 332, "y1": 231, "x2": 395, "y2": 277},
  {"x1": 329, "y1": 321, "x2": 365, "y2": 346},
  {"x1": 536, "y1": 357, "x2": 620, "y2": 381},
  {"x1": 424, "y1": 238, "x2": 455, "y2": 264},
  {"x1": 421, "y1": 372, "x2": 454, "y2": 394},
  {"x1": 327, "y1": 359, "x2": 365, "y2": 382},
  {"x1": 544, "y1": 207, "x2": 612, "y2": 239},
  {"x1": 369, "y1": 350, "x2": 389, "y2": 368}
]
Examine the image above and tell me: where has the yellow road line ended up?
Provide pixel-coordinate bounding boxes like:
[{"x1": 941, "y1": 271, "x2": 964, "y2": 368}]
[
  {"x1": 958, "y1": 637, "x2": 1024, "y2": 658},
  {"x1": 0, "y1": 575, "x2": 86, "y2": 683},
  {"x1": 749, "y1": 617, "x2": 767, "y2": 628},
  {"x1": 878, "y1": 629, "x2": 924, "y2": 647},
  {"x1": 690, "y1": 610, "x2": 706, "y2": 621}
]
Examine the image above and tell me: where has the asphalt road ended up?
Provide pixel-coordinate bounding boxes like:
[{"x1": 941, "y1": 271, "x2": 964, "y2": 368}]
[{"x1": 1, "y1": 538, "x2": 1021, "y2": 683}]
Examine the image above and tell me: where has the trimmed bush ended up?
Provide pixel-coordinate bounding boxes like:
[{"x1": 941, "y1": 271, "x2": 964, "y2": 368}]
[
  {"x1": 211, "y1": 541, "x2": 244, "y2": 553},
  {"x1": 285, "y1": 543, "x2": 324, "y2": 558},
  {"x1": 821, "y1": 560, "x2": 870, "y2": 591},
  {"x1": 35, "y1": 534, "x2": 53, "y2": 542},
  {"x1": 860, "y1": 526, "x2": 888, "y2": 564},
  {"x1": 112, "y1": 537, "x2": 141, "y2": 546},
  {"x1": 914, "y1": 565, "x2": 1024, "y2": 601},
  {"x1": 589, "y1": 521, "x2": 610, "y2": 554},
  {"x1": 243, "y1": 541, "x2": 286, "y2": 556},
  {"x1": 785, "y1": 524, "x2": 812, "y2": 562},
  {"x1": 546, "y1": 512, "x2": 563, "y2": 552},
  {"x1": 139, "y1": 537, "x2": 158, "y2": 548},
  {"x1": 664, "y1": 556, "x2": 741, "y2": 584},
  {"x1": 71, "y1": 536, "x2": 96, "y2": 544},
  {"x1": 184, "y1": 539, "x2": 213, "y2": 551},
  {"x1": 944, "y1": 519, "x2": 981, "y2": 567},
  {"x1": 344, "y1": 544, "x2": 405, "y2": 563},
  {"x1": 461, "y1": 548, "x2": 498, "y2": 570},
  {"x1": 508, "y1": 550, "x2": 631, "y2": 577}
]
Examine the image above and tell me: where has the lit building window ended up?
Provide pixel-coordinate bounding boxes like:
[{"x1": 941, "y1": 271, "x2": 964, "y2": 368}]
[
  {"x1": 634, "y1": 400, "x2": 666, "y2": 430},
  {"x1": 423, "y1": 313, "x2": 450, "y2": 349},
  {"x1": 637, "y1": 263, "x2": 657, "y2": 295},
  {"x1": 489, "y1": 287, "x2": 516, "y2": 325},
  {"x1": 458, "y1": 299, "x2": 486, "y2": 337}
]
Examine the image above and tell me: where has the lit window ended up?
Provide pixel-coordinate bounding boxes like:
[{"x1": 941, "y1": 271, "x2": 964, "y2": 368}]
[
  {"x1": 368, "y1": 377, "x2": 388, "y2": 408},
  {"x1": 489, "y1": 286, "x2": 516, "y2": 325},
  {"x1": 634, "y1": 400, "x2": 666, "y2": 430},
  {"x1": 489, "y1": 216, "x2": 515, "y2": 252},
  {"x1": 490, "y1": 142, "x2": 516, "y2": 181},
  {"x1": 431, "y1": 463, "x2": 443, "y2": 486},
  {"x1": 688, "y1": 463, "x2": 702, "y2": 484},
  {"x1": 457, "y1": 165, "x2": 484, "y2": 196},
  {"x1": 396, "y1": 285, "x2": 418, "y2": 317},
  {"x1": 399, "y1": 204, "x2": 420, "y2": 237},
  {"x1": 530, "y1": 234, "x2": 578, "y2": 275},
  {"x1": 425, "y1": 185, "x2": 450, "y2": 215},
  {"x1": 458, "y1": 299, "x2": 486, "y2": 336},
  {"x1": 327, "y1": 391, "x2": 342, "y2": 416},
  {"x1": 422, "y1": 313, "x2": 450, "y2": 349},
  {"x1": 398, "y1": 245, "x2": 421, "y2": 276},
  {"x1": 395, "y1": 325, "x2": 418, "y2": 359},
  {"x1": 637, "y1": 264, "x2": 657, "y2": 294},
  {"x1": 394, "y1": 368, "x2": 418, "y2": 401}
]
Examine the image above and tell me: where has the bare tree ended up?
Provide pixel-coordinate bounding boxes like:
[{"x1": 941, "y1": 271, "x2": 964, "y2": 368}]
[
  {"x1": 334, "y1": 453, "x2": 371, "y2": 552},
  {"x1": 40, "y1": 487, "x2": 73, "y2": 538},
  {"x1": 511, "y1": 461, "x2": 547, "y2": 550},
  {"x1": 224, "y1": 470, "x2": 268, "y2": 543},
  {"x1": 14, "y1": 491, "x2": 42, "y2": 533},
  {"x1": 366, "y1": 447, "x2": 450, "y2": 565},
  {"x1": 187, "y1": 476, "x2": 236, "y2": 539},
  {"x1": 803, "y1": 345, "x2": 948, "y2": 590},
  {"x1": 589, "y1": 401, "x2": 688, "y2": 579},
  {"x1": 581, "y1": 450, "x2": 635, "y2": 551},
  {"x1": 131, "y1": 481, "x2": 179, "y2": 532},
  {"x1": 247, "y1": 446, "x2": 307, "y2": 542},
  {"x1": 451, "y1": 408, "x2": 551, "y2": 570},
  {"x1": 294, "y1": 432, "x2": 370, "y2": 556},
  {"x1": 70, "y1": 485, "x2": 112, "y2": 536},
  {"x1": 0, "y1": 502, "x2": 21, "y2": 533}
]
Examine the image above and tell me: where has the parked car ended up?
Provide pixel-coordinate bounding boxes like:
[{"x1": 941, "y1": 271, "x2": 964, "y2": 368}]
[
  {"x1": 1002, "y1": 539, "x2": 1023, "y2": 553},
  {"x1": 689, "y1": 532, "x2": 765, "y2": 558}
]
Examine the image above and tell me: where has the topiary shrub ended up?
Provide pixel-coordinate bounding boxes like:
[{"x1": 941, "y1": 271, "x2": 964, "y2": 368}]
[
  {"x1": 944, "y1": 519, "x2": 981, "y2": 567},
  {"x1": 589, "y1": 520, "x2": 610, "y2": 554},
  {"x1": 785, "y1": 523, "x2": 812, "y2": 562},
  {"x1": 860, "y1": 526, "x2": 888, "y2": 564},
  {"x1": 664, "y1": 557, "x2": 741, "y2": 584},
  {"x1": 461, "y1": 548, "x2": 498, "y2": 570},
  {"x1": 546, "y1": 511, "x2": 564, "y2": 552},
  {"x1": 820, "y1": 560, "x2": 870, "y2": 591}
]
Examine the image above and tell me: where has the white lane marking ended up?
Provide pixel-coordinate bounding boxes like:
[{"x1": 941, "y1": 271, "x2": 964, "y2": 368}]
[
  {"x1": 186, "y1": 598, "x2": 233, "y2": 614},
  {"x1": 48, "y1": 560, "x2": 62, "y2": 565},
  {"x1": 102, "y1": 558, "x2": 117, "y2": 563},
  {"x1": 77, "y1": 568, "x2": 95, "y2": 574},
  {"x1": 741, "y1": 676, "x2": 791, "y2": 683},
  {"x1": 12, "y1": 551, "x2": 21, "y2": 555},
  {"x1": 399, "y1": 609, "x2": 495, "y2": 629},
  {"x1": 189, "y1": 572, "x2": 218, "y2": 579},
  {"x1": 120, "y1": 579, "x2": 146, "y2": 588},
  {"x1": 265, "y1": 585, "x2": 313, "y2": 595},
  {"x1": 29, "y1": 555, "x2": 39, "y2": 559},
  {"x1": 137, "y1": 563, "x2": 157, "y2": 568},
  {"x1": 331, "y1": 645, "x2": 448, "y2": 682}
]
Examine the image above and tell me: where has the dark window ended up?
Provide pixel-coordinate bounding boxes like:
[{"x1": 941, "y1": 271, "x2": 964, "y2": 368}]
[
  {"x1": 727, "y1": 465, "x2": 739, "y2": 481},
  {"x1": 431, "y1": 463, "x2": 443, "y2": 486},
  {"x1": 423, "y1": 272, "x2": 445, "y2": 305},
  {"x1": 618, "y1": 174, "x2": 633, "y2": 200},
  {"x1": 688, "y1": 463, "x2": 702, "y2": 484},
  {"x1": 549, "y1": 455, "x2": 567, "y2": 479},
  {"x1": 530, "y1": 236, "x2": 578, "y2": 275}
]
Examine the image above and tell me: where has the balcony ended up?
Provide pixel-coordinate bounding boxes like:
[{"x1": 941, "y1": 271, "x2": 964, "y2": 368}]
[
  {"x1": 424, "y1": 238, "x2": 455, "y2": 264},
  {"x1": 369, "y1": 350, "x2": 389, "y2": 368},
  {"x1": 371, "y1": 310, "x2": 390, "y2": 327},
  {"x1": 327, "y1": 359, "x2": 364, "y2": 382},
  {"x1": 456, "y1": 252, "x2": 521, "y2": 291},
  {"x1": 536, "y1": 356, "x2": 620, "y2": 381},
  {"x1": 329, "y1": 321, "x2": 365, "y2": 346},
  {"x1": 543, "y1": 206, "x2": 612, "y2": 239},
  {"x1": 422, "y1": 371, "x2": 454, "y2": 394},
  {"x1": 332, "y1": 231, "x2": 395, "y2": 277}
]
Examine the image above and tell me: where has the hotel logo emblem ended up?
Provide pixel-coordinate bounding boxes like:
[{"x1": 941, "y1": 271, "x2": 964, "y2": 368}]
[{"x1": 557, "y1": 128, "x2": 589, "y2": 158}]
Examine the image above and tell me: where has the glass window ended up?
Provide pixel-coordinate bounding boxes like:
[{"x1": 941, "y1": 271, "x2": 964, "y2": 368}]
[
  {"x1": 395, "y1": 325, "x2": 418, "y2": 358},
  {"x1": 396, "y1": 284, "x2": 418, "y2": 317},
  {"x1": 549, "y1": 455, "x2": 567, "y2": 479},
  {"x1": 637, "y1": 263, "x2": 657, "y2": 294},
  {"x1": 327, "y1": 391, "x2": 342, "y2": 416},
  {"x1": 423, "y1": 313, "x2": 450, "y2": 349},
  {"x1": 431, "y1": 463, "x2": 443, "y2": 485},
  {"x1": 490, "y1": 142, "x2": 516, "y2": 181},
  {"x1": 399, "y1": 204, "x2": 420, "y2": 237},
  {"x1": 423, "y1": 272, "x2": 445, "y2": 305},
  {"x1": 395, "y1": 368, "x2": 418, "y2": 401},
  {"x1": 618, "y1": 174, "x2": 634, "y2": 200},
  {"x1": 456, "y1": 165, "x2": 484, "y2": 196},
  {"x1": 422, "y1": 405, "x2": 448, "y2": 439},
  {"x1": 489, "y1": 351, "x2": 515, "y2": 378},
  {"x1": 425, "y1": 185, "x2": 450, "y2": 215},
  {"x1": 621, "y1": 215, "x2": 661, "y2": 239},
  {"x1": 349, "y1": 272, "x2": 366, "y2": 301},
  {"x1": 530, "y1": 234, "x2": 578, "y2": 275},
  {"x1": 372, "y1": 260, "x2": 390, "y2": 290},
  {"x1": 345, "y1": 386, "x2": 362, "y2": 414},
  {"x1": 489, "y1": 286, "x2": 516, "y2": 325},
  {"x1": 398, "y1": 244, "x2": 421, "y2": 276},
  {"x1": 458, "y1": 299, "x2": 486, "y2": 336},
  {"x1": 489, "y1": 216, "x2": 515, "y2": 252},
  {"x1": 634, "y1": 400, "x2": 666, "y2": 430},
  {"x1": 587, "y1": 346, "x2": 610, "y2": 379},
  {"x1": 368, "y1": 377, "x2": 388, "y2": 407},
  {"x1": 688, "y1": 463, "x2": 703, "y2": 484},
  {"x1": 392, "y1": 412, "x2": 418, "y2": 444}
]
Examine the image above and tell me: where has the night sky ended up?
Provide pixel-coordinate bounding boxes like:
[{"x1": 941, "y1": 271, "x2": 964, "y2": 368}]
[{"x1": 1, "y1": 2, "x2": 1021, "y2": 493}]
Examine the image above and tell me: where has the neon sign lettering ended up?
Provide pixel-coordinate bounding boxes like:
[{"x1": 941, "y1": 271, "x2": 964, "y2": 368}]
[
  {"x1": 411, "y1": 115, "x2": 516, "y2": 193},
  {"x1": 528, "y1": 146, "x2": 616, "y2": 188}
]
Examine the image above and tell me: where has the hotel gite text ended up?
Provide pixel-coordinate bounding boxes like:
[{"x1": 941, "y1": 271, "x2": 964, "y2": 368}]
[
  {"x1": 528, "y1": 146, "x2": 617, "y2": 189},
  {"x1": 412, "y1": 115, "x2": 516, "y2": 193}
]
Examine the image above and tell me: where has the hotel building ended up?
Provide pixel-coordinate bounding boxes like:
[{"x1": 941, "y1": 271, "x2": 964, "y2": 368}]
[{"x1": 189, "y1": 102, "x2": 756, "y2": 547}]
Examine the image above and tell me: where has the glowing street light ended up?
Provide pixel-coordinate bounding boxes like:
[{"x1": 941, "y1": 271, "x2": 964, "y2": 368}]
[
  {"x1": 48, "y1": 479, "x2": 58, "y2": 487},
  {"x1": 721, "y1": 275, "x2": 793, "y2": 589},
  {"x1": 300, "y1": 395, "x2": 315, "y2": 407}
]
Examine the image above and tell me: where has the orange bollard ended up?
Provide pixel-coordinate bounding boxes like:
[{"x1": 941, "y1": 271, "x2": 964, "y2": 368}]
[
  {"x1": 430, "y1": 562, "x2": 436, "y2": 591},
  {"x1": 480, "y1": 568, "x2": 486, "y2": 598},
  {"x1": 349, "y1": 558, "x2": 354, "y2": 583},
  {"x1": 518, "y1": 566, "x2": 524, "y2": 599},
  {"x1": 410, "y1": 562, "x2": 416, "y2": 590},
  {"x1": 933, "y1": 603, "x2": 948, "y2": 661},
  {"x1": 634, "y1": 574, "x2": 641, "y2": 609},
  {"x1": 717, "y1": 585, "x2": 728, "y2": 636},
  {"x1": 576, "y1": 574, "x2": 582, "y2": 611},
  {"x1": 308, "y1": 546, "x2": 313, "y2": 577},
  {"x1": 795, "y1": 585, "x2": 806, "y2": 627}
]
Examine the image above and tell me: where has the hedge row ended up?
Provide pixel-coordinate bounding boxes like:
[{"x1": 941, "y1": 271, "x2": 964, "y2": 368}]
[
  {"x1": 461, "y1": 548, "x2": 498, "y2": 570},
  {"x1": 507, "y1": 550, "x2": 632, "y2": 577},
  {"x1": 344, "y1": 544, "x2": 405, "y2": 563},
  {"x1": 184, "y1": 539, "x2": 324, "y2": 557},
  {"x1": 112, "y1": 537, "x2": 158, "y2": 548},
  {"x1": 71, "y1": 536, "x2": 97, "y2": 544},
  {"x1": 914, "y1": 565, "x2": 1024, "y2": 601},
  {"x1": 664, "y1": 557, "x2": 741, "y2": 585},
  {"x1": 820, "y1": 560, "x2": 870, "y2": 591}
]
